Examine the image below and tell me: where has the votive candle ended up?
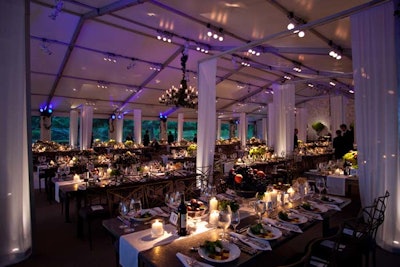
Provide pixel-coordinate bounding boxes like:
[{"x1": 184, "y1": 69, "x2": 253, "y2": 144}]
[
  {"x1": 151, "y1": 220, "x2": 164, "y2": 237},
  {"x1": 209, "y1": 210, "x2": 219, "y2": 227},
  {"x1": 209, "y1": 197, "x2": 218, "y2": 211}
]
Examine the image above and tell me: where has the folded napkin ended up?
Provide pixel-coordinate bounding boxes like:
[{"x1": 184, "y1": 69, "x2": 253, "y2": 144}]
[
  {"x1": 326, "y1": 175, "x2": 346, "y2": 196},
  {"x1": 289, "y1": 209, "x2": 323, "y2": 221},
  {"x1": 230, "y1": 232, "x2": 271, "y2": 251},
  {"x1": 176, "y1": 252, "x2": 214, "y2": 267},
  {"x1": 152, "y1": 207, "x2": 170, "y2": 217},
  {"x1": 263, "y1": 218, "x2": 303, "y2": 233},
  {"x1": 309, "y1": 201, "x2": 340, "y2": 211}
]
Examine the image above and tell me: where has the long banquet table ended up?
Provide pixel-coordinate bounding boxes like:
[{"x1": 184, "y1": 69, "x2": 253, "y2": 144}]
[{"x1": 103, "y1": 195, "x2": 351, "y2": 267}]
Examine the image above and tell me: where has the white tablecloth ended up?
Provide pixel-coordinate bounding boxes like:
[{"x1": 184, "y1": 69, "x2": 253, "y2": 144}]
[
  {"x1": 326, "y1": 174, "x2": 347, "y2": 196},
  {"x1": 54, "y1": 179, "x2": 80, "y2": 202},
  {"x1": 119, "y1": 220, "x2": 211, "y2": 267}
]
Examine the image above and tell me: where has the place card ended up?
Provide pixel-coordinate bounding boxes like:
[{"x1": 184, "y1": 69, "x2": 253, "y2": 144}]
[{"x1": 169, "y1": 211, "x2": 178, "y2": 226}]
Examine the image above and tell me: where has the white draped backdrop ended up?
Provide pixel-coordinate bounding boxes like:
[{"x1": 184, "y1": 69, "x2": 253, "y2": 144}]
[
  {"x1": 69, "y1": 109, "x2": 79, "y2": 148},
  {"x1": 134, "y1": 109, "x2": 142, "y2": 144},
  {"x1": 80, "y1": 105, "x2": 93, "y2": 150},
  {"x1": 0, "y1": 0, "x2": 32, "y2": 265},
  {"x1": 351, "y1": 0, "x2": 400, "y2": 252},
  {"x1": 295, "y1": 107, "x2": 307, "y2": 143}
]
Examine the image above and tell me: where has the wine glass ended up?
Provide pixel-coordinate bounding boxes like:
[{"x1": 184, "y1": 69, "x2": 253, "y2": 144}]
[
  {"x1": 255, "y1": 200, "x2": 266, "y2": 223},
  {"x1": 118, "y1": 201, "x2": 129, "y2": 229},
  {"x1": 315, "y1": 178, "x2": 325, "y2": 198},
  {"x1": 230, "y1": 210, "x2": 240, "y2": 233},
  {"x1": 64, "y1": 166, "x2": 70, "y2": 176},
  {"x1": 130, "y1": 198, "x2": 142, "y2": 215},
  {"x1": 218, "y1": 207, "x2": 232, "y2": 241}
]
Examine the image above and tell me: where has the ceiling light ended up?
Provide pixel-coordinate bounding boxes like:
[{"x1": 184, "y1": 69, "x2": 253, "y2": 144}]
[
  {"x1": 248, "y1": 48, "x2": 261, "y2": 56},
  {"x1": 196, "y1": 43, "x2": 209, "y2": 54},
  {"x1": 284, "y1": 75, "x2": 292, "y2": 80},
  {"x1": 149, "y1": 64, "x2": 161, "y2": 72},
  {"x1": 286, "y1": 12, "x2": 306, "y2": 38},
  {"x1": 40, "y1": 39, "x2": 52, "y2": 55},
  {"x1": 103, "y1": 53, "x2": 117, "y2": 63},
  {"x1": 293, "y1": 65, "x2": 302, "y2": 72},
  {"x1": 329, "y1": 81, "x2": 336, "y2": 86},
  {"x1": 287, "y1": 22, "x2": 295, "y2": 30},
  {"x1": 49, "y1": 0, "x2": 63, "y2": 20},
  {"x1": 97, "y1": 81, "x2": 109, "y2": 89},
  {"x1": 206, "y1": 24, "x2": 224, "y2": 42},
  {"x1": 308, "y1": 83, "x2": 314, "y2": 88},
  {"x1": 156, "y1": 30, "x2": 173, "y2": 43},
  {"x1": 39, "y1": 104, "x2": 53, "y2": 117},
  {"x1": 349, "y1": 89, "x2": 354, "y2": 94}
]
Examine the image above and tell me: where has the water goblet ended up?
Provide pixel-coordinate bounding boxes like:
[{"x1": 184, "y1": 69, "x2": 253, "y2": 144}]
[
  {"x1": 230, "y1": 210, "x2": 240, "y2": 233},
  {"x1": 255, "y1": 200, "x2": 266, "y2": 223},
  {"x1": 118, "y1": 201, "x2": 129, "y2": 229},
  {"x1": 315, "y1": 178, "x2": 325, "y2": 198},
  {"x1": 218, "y1": 207, "x2": 232, "y2": 241}
]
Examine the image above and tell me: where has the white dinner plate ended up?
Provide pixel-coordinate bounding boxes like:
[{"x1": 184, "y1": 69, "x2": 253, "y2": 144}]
[
  {"x1": 278, "y1": 213, "x2": 308, "y2": 225},
  {"x1": 129, "y1": 209, "x2": 156, "y2": 221},
  {"x1": 198, "y1": 242, "x2": 240, "y2": 263},
  {"x1": 247, "y1": 225, "x2": 282, "y2": 240},
  {"x1": 300, "y1": 203, "x2": 328, "y2": 213},
  {"x1": 319, "y1": 196, "x2": 343, "y2": 205}
]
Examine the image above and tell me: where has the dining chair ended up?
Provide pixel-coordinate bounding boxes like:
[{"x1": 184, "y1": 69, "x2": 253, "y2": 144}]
[
  {"x1": 77, "y1": 187, "x2": 110, "y2": 250},
  {"x1": 308, "y1": 190, "x2": 390, "y2": 267},
  {"x1": 106, "y1": 185, "x2": 146, "y2": 216},
  {"x1": 145, "y1": 180, "x2": 174, "y2": 208}
]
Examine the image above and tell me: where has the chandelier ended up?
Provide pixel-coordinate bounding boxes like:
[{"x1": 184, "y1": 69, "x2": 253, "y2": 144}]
[{"x1": 159, "y1": 51, "x2": 198, "y2": 109}]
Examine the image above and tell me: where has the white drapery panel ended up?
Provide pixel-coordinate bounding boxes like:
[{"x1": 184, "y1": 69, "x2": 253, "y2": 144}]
[
  {"x1": 0, "y1": 1, "x2": 32, "y2": 265},
  {"x1": 197, "y1": 59, "x2": 217, "y2": 183},
  {"x1": 80, "y1": 105, "x2": 93, "y2": 150},
  {"x1": 134, "y1": 109, "x2": 142, "y2": 144},
  {"x1": 272, "y1": 84, "x2": 295, "y2": 156},
  {"x1": 295, "y1": 108, "x2": 308, "y2": 142},
  {"x1": 239, "y1": 112, "x2": 247, "y2": 148},
  {"x1": 177, "y1": 113, "x2": 184, "y2": 142},
  {"x1": 69, "y1": 109, "x2": 79, "y2": 148},
  {"x1": 351, "y1": 1, "x2": 400, "y2": 252},
  {"x1": 268, "y1": 104, "x2": 275, "y2": 148},
  {"x1": 330, "y1": 95, "x2": 347, "y2": 132},
  {"x1": 115, "y1": 115, "x2": 124, "y2": 143}
]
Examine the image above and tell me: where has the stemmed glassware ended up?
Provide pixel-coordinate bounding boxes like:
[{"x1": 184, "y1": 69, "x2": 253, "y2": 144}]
[
  {"x1": 118, "y1": 201, "x2": 129, "y2": 229},
  {"x1": 230, "y1": 210, "x2": 240, "y2": 233},
  {"x1": 315, "y1": 178, "x2": 326, "y2": 198},
  {"x1": 218, "y1": 206, "x2": 232, "y2": 241},
  {"x1": 255, "y1": 200, "x2": 266, "y2": 223}
]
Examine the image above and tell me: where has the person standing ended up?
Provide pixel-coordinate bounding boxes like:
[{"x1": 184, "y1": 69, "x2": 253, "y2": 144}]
[
  {"x1": 294, "y1": 128, "x2": 299, "y2": 149},
  {"x1": 168, "y1": 131, "x2": 174, "y2": 144},
  {"x1": 143, "y1": 130, "x2": 150, "y2": 146},
  {"x1": 193, "y1": 133, "x2": 197, "y2": 142},
  {"x1": 340, "y1": 124, "x2": 353, "y2": 152},
  {"x1": 333, "y1": 129, "x2": 346, "y2": 159}
]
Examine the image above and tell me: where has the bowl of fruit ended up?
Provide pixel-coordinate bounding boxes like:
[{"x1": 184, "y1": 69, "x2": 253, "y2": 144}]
[{"x1": 186, "y1": 199, "x2": 207, "y2": 218}]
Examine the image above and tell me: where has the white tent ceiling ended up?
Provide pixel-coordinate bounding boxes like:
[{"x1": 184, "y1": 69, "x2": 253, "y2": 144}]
[{"x1": 29, "y1": 0, "x2": 384, "y2": 121}]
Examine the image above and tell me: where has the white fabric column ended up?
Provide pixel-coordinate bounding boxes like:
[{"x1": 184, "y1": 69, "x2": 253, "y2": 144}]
[
  {"x1": 295, "y1": 107, "x2": 308, "y2": 142},
  {"x1": 0, "y1": 1, "x2": 32, "y2": 265},
  {"x1": 177, "y1": 113, "x2": 184, "y2": 142},
  {"x1": 267, "y1": 103, "x2": 275, "y2": 149},
  {"x1": 239, "y1": 112, "x2": 247, "y2": 148},
  {"x1": 216, "y1": 118, "x2": 222, "y2": 140},
  {"x1": 262, "y1": 118, "x2": 268, "y2": 144},
  {"x1": 351, "y1": 1, "x2": 400, "y2": 252},
  {"x1": 40, "y1": 116, "x2": 51, "y2": 141},
  {"x1": 115, "y1": 116, "x2": 124, "y2": 143},
  {"x1": 272, "y1": 83, "x2": 295, "y2": 156},
  {"x1": 160, "y1": 120, "x2": 167, "y2": 142},
  {"x1": 69, "y1": 109, "x2": 79, "y2": 148},
  {"x1": 197, "y1": 59, "x2": 217, "y2": 183},
  {"x1": 134, "y1": 109, "x2": 142, "y2": 144},
  {"x1": 330, "y1": 95, "x2": 347, "y2": 132},
  {"x1": 79, "y1": 105, "x2": 93, "y2": 150}
]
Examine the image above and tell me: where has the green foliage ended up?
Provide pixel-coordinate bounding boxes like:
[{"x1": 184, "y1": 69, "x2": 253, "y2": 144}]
[{"x1": 312, "y1": 122, "x2": 325, "y2": 133}]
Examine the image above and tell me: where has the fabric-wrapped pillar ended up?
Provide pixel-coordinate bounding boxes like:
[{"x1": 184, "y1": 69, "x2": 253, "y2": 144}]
[
  {"x1": 177, "y1": 113, "x2": 184, "y2": 142},
  {"x1": 40, "y1": 115, "x2": 51, "y2": 141},
  {"x1": 351, "y1": 1, "x2": 400, "y2": 252},
  {"x1": 0, "y1": 1, "x2": 32, "y2": 265},
  {"x1": 115, "y1": 115, "x2": 124, "y2": 143},
  {"x1": 239, "y1": 112, "x2": 247, "y2": 148},
  {"x1": 134, "y1": 109, "x2": 141, "y2": 144},
  {"x1": 272, "y1": 83, "x2": 295, "y2": 156},
  {"x1": 216, "y1": 118, "x2": 222, "y2": 140},
  {"x1": 262, "y1": 118, "x2": 268, "y2": 144},
  {"x1": 160, "y1": 120, "x2": 167, "y2": 143},
  {"x1": 295, "y1": 107, "x2": 308, "y2": 143},
  {"x1": 330, "y1": 95, "x2": 347, "y2": 133},
  {"x1": 267, "y1": 103, "x2": 275, "y2": 149},
  {"x1": 197, "y1": 59, "x2": 217, "y2": 184},
  {"x1": 69, "y1": 109, "x2": 79, "y2": 148},
  {"x1": 79, "y1": 105, "x2": 93, "y2": 150}
]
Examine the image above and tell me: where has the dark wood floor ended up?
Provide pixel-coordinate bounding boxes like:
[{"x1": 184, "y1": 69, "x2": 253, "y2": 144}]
[{"x1": 11, "y1": 190, "x2": 400, "y2": 267}]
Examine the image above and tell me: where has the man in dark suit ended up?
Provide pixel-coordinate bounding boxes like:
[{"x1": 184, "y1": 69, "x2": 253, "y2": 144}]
[{"x1": 340, "y1": 124, "x2": 354, "y2": 153}]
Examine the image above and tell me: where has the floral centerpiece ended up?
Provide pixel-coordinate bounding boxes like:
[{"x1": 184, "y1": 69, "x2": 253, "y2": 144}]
[
  {"x1": 113, "y1": 151, "x2": 139, "y2": 168},
  {"x1": 218, "y1": 199, "x2": 240, "y2": 212},
  {"x1": 187, "y1": 143, "x2": 197, "y2": 156},
  {"x1": 227, "y1": 166, "x2": 269, "y2": 197},
  {"x1": 124, "y1": 140, "x2": 134, "y2": 148},
  {"x1": 343, "y1": 150, "x2": 358, "y2": 168},
  {"x1": 248, "y1": 145, "x2": 267, "y2": 160}
]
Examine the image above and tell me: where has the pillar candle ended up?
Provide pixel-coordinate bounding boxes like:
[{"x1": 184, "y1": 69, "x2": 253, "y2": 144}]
[
  {"x1": 73, "y1": 174, "x2": 80, "y2": 182},
  {"x1": 209, "y1": 197, "x2": 218, "y2": 211},
  {"x1": 209, "y1": 210, "x2": 219, "y2": 227},
  {"x1": 270, "y1": 190, "x2": 278, "y2": 205},
  {"x1": 151, "y1": 220, "x2": 164, "y2": 237},
  {"x1": 263, "y1": 192, "x2": 271, "y2": 202}
]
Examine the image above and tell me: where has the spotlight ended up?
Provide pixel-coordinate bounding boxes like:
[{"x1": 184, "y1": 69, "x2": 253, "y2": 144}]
[
  {"x1": 110, "y1": 114, "x2": 116, "y2": 120},
  {"x1": 206, "y1": 24, "x2": 224, "y2": 42},
  {"x1": 156, "y1": 30, "x2": 173, "y2": 43},
  {"x1": 103, "y1": 53, "x2": 117, "y2": 63},
  {"x1": 39, "y1": 104, "x2": 53, "y2": 117},
  {"x1": 159, "y1": 113, "x2": 167, "y2": 122}
]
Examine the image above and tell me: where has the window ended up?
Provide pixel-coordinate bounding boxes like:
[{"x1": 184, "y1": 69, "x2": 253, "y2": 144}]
[
  {"x1": 31, "y1": 116, "x2": 40, "y2": 143},
  {"x1": 51, "y1": 116, "x2": 70, "y2": 144},
  {"x1": 123, "y1": 119, "x2": 134, "y2": 141},
  {"x1": 183, "y1": 121, "x2": 197, "y2": 140},
  {"x1": 93, "y1": 118, "x2": 109, "y2": 141}
]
